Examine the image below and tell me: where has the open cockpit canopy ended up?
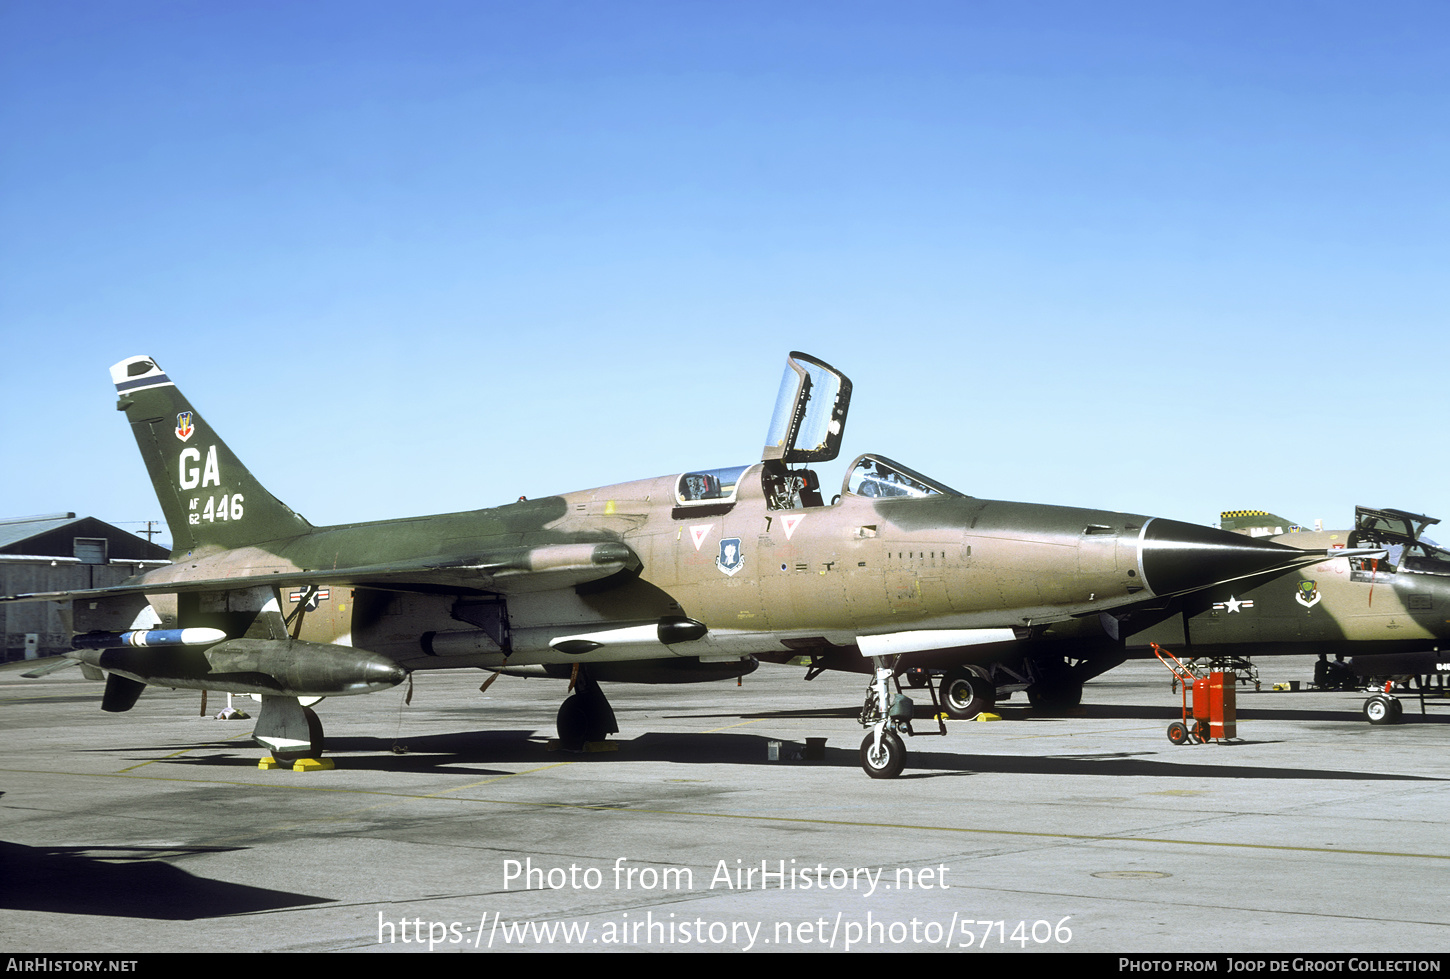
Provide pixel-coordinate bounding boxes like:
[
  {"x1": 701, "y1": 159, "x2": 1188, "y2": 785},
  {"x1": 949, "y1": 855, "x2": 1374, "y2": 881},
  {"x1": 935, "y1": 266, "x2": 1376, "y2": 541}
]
[
  {"x1": 1350, "y1": 506, "x2": 1440, "y2": 547},
  {"x1": 762, "y1": 352, "x2": 852, "y2": 465},
  {"x1": 673, "y1": 354, "x2": 964, "y2": 516},
  {"x1": 1348, "y1": 506, "x2": 1446, "y2": 576}
]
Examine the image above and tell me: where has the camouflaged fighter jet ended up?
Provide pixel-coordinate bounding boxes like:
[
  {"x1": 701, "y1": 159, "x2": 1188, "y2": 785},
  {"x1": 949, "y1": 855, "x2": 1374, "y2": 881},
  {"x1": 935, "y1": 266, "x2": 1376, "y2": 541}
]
[
  {"x1": 2, "y1": 353, "x2": 1369, "y2": 777},
  {"x1": 831, "y1": 506, "x2": 1446, "y2": 729},
  {"x1": 1110, "y1": 506, "x2": 1450, "y2": 725}
]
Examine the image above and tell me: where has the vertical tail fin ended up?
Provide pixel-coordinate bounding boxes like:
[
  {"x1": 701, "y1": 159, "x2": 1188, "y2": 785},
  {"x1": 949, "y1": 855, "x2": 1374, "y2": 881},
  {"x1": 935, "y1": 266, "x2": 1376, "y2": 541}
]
[{"x1": 110, "y1": 356, "x2": 312, "y2": 558}]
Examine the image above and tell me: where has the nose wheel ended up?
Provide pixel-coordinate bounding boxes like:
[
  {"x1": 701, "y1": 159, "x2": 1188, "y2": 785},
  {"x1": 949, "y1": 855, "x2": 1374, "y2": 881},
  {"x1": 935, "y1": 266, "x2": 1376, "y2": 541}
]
[
  {"x1": 860, "y1": 730, "x2": 905, "y2": 779},
  {"x1": 1363, "y1": 694, "x2": 1403, "y2": 725},
  {"x1": 855, "y1": 655, "x2": 954, "y2": 777}
]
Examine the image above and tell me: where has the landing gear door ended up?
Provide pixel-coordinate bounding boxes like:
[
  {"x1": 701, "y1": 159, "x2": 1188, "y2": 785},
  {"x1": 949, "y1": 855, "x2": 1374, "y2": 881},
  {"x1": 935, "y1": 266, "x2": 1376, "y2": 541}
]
[{"x1": 761, "y1": 352, "x2": 853, "y2": 464}]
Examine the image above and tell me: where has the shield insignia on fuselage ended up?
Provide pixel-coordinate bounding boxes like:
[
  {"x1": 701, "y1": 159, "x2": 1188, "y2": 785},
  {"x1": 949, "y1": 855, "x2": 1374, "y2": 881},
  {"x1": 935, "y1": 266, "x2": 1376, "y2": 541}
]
[
  {"x1": 717, "y1": 537, "x2": 744, "y2": 577},
  {"x1": 1296, "y1": 579, "x2": 1321, "y2": 608}
]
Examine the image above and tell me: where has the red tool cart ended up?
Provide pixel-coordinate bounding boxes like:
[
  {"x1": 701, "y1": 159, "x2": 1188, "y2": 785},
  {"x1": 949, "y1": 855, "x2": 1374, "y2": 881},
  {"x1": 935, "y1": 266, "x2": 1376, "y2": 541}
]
[{"x1": 1151, "y1": 643, "x2": 1237, "y2": 744}]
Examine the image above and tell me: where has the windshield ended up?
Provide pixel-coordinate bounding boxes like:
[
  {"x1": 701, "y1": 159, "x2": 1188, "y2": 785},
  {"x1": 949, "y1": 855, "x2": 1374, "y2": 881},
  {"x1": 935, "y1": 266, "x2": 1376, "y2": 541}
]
[{"x1": 844, "y1": 454, "x2": 964, "y2": 499}]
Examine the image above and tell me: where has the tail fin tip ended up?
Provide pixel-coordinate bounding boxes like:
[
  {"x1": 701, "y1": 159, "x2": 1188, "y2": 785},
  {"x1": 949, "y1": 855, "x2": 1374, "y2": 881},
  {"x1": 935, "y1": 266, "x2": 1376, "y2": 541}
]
[{"x1": 110, "y1": 355, "x2": 174, "y2": 397}]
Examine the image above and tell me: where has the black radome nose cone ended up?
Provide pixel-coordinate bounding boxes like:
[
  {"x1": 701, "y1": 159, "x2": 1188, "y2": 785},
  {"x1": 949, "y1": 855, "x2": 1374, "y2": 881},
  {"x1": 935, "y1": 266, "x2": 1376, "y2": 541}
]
[{"x1": 1140, "y1": 518, "x2": 1315, "y2": 596}]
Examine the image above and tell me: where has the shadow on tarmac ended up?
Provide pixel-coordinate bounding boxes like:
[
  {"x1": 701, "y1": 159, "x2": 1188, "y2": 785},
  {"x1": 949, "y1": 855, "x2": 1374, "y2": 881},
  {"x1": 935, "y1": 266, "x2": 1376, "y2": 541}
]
[
  {"x1": 0, "y1": 840, "x2": 332, "y2": 919},
  {"x1": 99, "y1": 726, "x2": 1446, "y2": 783}
]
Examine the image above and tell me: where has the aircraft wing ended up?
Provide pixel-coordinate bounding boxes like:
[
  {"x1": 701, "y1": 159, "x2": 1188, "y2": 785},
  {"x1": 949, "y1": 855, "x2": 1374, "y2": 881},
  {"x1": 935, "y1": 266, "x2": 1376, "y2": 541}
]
[{"x1": 1, "y1": 540, "x2": 640, "y2": 604}]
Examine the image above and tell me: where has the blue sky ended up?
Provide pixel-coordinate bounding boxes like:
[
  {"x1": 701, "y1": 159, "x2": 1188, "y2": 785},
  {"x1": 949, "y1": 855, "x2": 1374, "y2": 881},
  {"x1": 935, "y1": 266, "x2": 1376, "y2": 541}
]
[{"x1": 2, "y1": 1, "x2": 1446, "y2": 548}]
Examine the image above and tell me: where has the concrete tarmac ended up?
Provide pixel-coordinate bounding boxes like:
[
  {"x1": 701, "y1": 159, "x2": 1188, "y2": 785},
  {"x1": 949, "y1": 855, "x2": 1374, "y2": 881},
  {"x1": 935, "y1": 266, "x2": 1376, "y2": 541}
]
[{"x1": 2, "y1": 656, "x2": 1448, "y2": 954}]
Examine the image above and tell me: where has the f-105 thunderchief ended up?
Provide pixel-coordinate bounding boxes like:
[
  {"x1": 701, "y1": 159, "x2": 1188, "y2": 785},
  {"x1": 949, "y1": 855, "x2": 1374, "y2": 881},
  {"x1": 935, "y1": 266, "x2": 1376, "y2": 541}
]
[
  {"x1": 787, "y1": 506, "x2": 1442, "y2": 730},
  {"x1": 4, "y1": 352, "x2": 1363, "y2": 776},
  {"x1": 1110, "y1": 506, "x2": 1450, "y2": 725}
]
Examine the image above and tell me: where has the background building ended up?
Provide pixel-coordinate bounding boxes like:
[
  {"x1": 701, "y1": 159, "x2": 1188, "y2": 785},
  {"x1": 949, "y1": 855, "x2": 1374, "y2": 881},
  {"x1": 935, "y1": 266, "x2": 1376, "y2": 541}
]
[{"x1": 1, "y1": 513, "x2": 170, "y2": 660}]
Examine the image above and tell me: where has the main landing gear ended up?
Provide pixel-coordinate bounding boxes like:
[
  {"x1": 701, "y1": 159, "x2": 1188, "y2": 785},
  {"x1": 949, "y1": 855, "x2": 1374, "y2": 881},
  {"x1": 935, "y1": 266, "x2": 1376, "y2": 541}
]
[
  {"x1": 556, "y1": 666, "x2": 619, "y2": 750},
  {"x1": 1358, "y1": 672, "x2": 1447, "y2": 725},
  {"x1": 940, "y1": 666, "x2": 996, "y2": 719},
  {"x1": 1363, "y1": 693, "x2": 1404, "y2": 725},
  {"x1": 1025, "y1": 675, "x2": 1083, "y2": 710},
  {"x1": 932, "y1": 650, "x2": 1105, "y2": 720},
  {"x1": 253, "y1": 695, "x2": 329, "y2": 769}
]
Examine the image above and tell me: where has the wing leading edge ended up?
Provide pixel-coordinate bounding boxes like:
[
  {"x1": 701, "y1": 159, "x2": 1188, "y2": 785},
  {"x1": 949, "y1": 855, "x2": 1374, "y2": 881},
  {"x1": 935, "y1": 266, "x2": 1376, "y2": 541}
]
[{"x1": 1, "y1": 540, "x2": 641, "y2": 605}]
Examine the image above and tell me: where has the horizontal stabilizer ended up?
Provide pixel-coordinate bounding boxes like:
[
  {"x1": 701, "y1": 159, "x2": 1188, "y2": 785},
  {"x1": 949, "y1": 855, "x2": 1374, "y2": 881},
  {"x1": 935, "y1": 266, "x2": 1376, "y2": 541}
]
[{"x1": 16, "y1": 656, "x2": 82, "y2": 679}]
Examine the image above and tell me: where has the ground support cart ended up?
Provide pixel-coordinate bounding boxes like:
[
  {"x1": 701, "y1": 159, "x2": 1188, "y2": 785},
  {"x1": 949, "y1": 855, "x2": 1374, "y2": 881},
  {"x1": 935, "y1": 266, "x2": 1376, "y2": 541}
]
[{"x1": 1151, "y1": 643, "x2": 1237, "y2": 744}]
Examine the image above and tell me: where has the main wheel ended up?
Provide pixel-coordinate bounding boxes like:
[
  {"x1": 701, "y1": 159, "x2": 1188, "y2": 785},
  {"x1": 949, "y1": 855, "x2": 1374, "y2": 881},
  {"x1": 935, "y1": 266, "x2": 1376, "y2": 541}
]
[
  {"x1": 859, "y1": 730, "x2": 906, "y2": 779},
  {"x1": 942, "y1": 668, "x2": 994, "y2": 719},
  {"x1": 1363, "y1": 696, "x2": 1394, "y2": 725},
  {"x1": 1027, "y1": 679, "x2": 1082, "y2": 710},
  {"x1": 558, "y1": 694, "x2": 609, "y2": 747},
  {"x1": 271, "y1": 706, "x2": 326, "y2": 763},
  {"x1": 1193, "y1": 720, "x2": 1210, "y2": 743},
  {"x1": 1167, "y1": 721, "x2": 1190, "y2": 745}
]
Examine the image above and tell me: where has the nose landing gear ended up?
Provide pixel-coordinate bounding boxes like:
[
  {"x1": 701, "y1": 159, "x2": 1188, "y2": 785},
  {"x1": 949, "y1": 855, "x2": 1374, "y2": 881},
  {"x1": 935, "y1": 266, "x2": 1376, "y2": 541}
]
[{"x1": 858, "y1": 656, "x2": 949, "y2": 778}]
